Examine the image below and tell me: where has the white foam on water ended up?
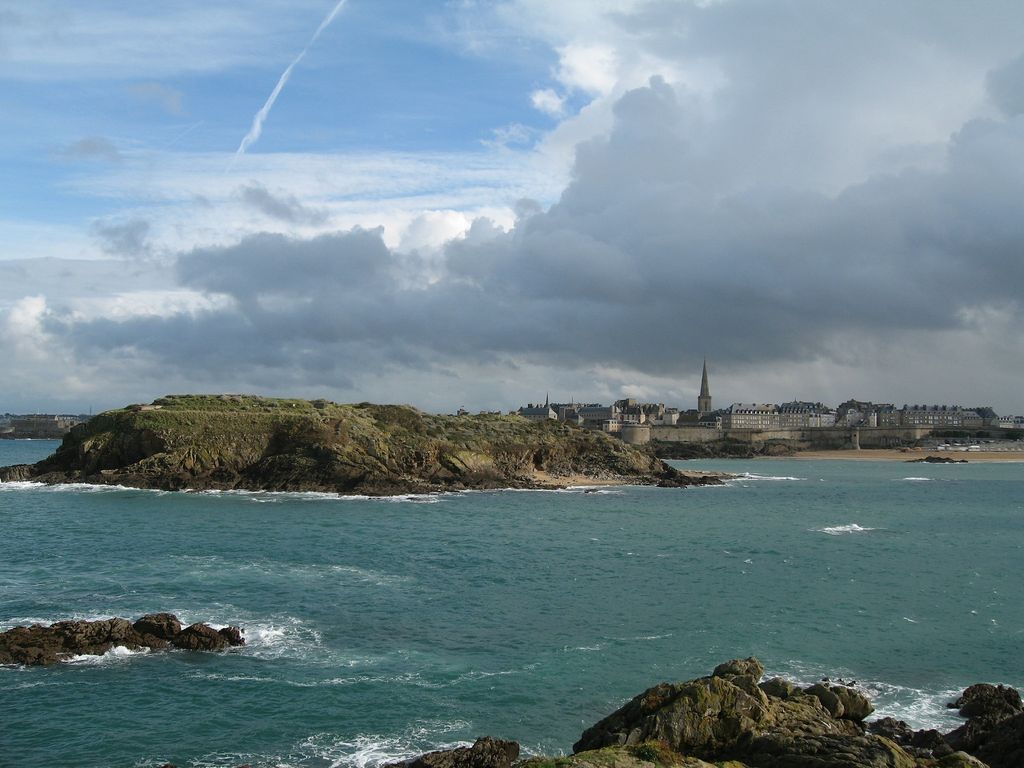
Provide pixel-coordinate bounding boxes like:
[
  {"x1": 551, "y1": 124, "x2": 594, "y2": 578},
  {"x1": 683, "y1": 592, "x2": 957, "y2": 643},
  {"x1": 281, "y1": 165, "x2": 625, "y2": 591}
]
[
  {"x1": 812, "y1": 523, "x2": 878, "y2": 535},
  {"x1": 0, "y1": 481, "x2": 46, "y2": 491},
  {"x1": 731, "y1": 473, "x2": 806, "y2": 482},
  {"x1": 236, "y1": 617, "x2": 323, "y2": 661},
  {"x1": 862, "y1": 680, "x2": 966, "y2": 732},
  {"x1": 605, "y1": 632, "x2": 674, "y2": 642},
  {"x1": 0, "y1": 612, "x2": 138, "y2": 631},
  {"x1": 195, "y1": 488, "x2": 443, "y2": 504},
  {"x1": 65, "y1": 645, "x2": 150, "y2": 665},
  {"x1": 299, "y1": 720, "x2": 472, "y2": 768},
  {"x1": 900, "y1": 477, "x2": 933, "y2": 482},
  {"x1": 0, "y1": 481, "x2": 169, "y2": 495},
  {"x1": 563, "y1": 643, "x2": 604, "y2": 653},
  {"x1": 162, "y1": 609, "x2": 328, "y2": 663},
  {"x1": 767, "y1": 662, "x2": 977, "y2": 732}
]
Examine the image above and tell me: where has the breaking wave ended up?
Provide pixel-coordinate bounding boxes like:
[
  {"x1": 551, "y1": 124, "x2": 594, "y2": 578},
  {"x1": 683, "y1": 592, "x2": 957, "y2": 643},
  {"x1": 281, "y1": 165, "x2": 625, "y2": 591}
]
[{"x1": 813, "y1": 523, "x2": 877, "y2": 535}]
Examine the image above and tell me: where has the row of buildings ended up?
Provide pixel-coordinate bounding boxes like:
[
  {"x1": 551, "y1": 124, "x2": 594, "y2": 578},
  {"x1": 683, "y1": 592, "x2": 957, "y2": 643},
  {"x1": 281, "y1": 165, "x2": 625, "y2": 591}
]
[
  {"x1": 0, "y1": 413, "x2": 85, "y2": 439},
  {"x1": 718, "y1": 401, "x2": 1014, "y2": 430},
  {"x1": 515, "y1": 362, "x2": 1023, "y2": 434}
]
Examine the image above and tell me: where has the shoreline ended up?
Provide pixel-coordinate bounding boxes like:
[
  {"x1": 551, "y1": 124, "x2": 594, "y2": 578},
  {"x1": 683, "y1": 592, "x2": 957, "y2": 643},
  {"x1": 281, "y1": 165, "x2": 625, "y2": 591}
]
[
  {"x1": 535, "y1": 469, "x2": 733, "y2": 487},
  {"x1": 769, "y1": 448, "x2": 1024, "y2": 462}
]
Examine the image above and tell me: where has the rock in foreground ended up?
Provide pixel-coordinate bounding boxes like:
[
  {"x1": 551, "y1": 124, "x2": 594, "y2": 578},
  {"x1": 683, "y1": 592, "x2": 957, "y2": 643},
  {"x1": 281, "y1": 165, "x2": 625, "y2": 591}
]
[
  {"x1": 565, "y1": 657, "x2": 1019, "y2": 767},
  {"x1": 387, "y1": 737, "x2": 519, "y2": 768},
  {"x1": 0, "y1": 613, "x2": 243, "y2": 665},
  {"x1": 0, "y1": 395, "x2": 713, "y2": 495}
]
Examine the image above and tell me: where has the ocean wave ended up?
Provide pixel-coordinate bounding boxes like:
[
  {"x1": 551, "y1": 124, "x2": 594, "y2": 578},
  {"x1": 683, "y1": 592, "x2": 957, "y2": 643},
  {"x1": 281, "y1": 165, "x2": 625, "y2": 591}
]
[
  {"x1": 226, "y1": 616, "x2": 324, "y2": 662},
  {"x1": 812, "y1": 523, "x2": 877, "y2": 535},
  {"x1": 65, "y1": 645, "x2": 151, "y2": 665},
  {"x1": 900, "y1": 477, "x2": 933, "y2": 482},
  {"x1": 766, "y1": 662, "x2": 969, "y2": 732},
  {"x1": 0, "y1": 481, "x2": 169, "y2": 495},
  {"x1": 1, "y1": 612, "x2": 144, "y2": 632},
  {"x1": 298, "y1": 720, "x2": 472, "y2": 768},
  {"x1": 726, "y1": 473, "x2": 805, "y2": 484},
  {"x1": 0, "y1": 481, "x2": 444, "y2": 503},
  {"x1": 563, "y1": 643, "x2": 604, "y2": 653},
  {"x1": 194, "y1": 488, "x2": 443, "y2": 504},
  {"x1": 862, "y1": 680, "x2": 966, "y2": 732}
]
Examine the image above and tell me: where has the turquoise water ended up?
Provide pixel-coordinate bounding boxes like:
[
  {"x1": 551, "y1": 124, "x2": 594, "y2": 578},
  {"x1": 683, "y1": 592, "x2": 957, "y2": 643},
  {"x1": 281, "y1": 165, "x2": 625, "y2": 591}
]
[{"x1": 1, "y1": 440, "x2": 1022, "y2": 767}]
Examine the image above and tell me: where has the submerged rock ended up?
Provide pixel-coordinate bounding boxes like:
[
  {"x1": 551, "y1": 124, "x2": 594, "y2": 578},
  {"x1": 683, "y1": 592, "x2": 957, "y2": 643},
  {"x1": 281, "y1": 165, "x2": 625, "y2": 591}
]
[{"x1": 0, "y1": 614, "x2": 243, "y2": 665}]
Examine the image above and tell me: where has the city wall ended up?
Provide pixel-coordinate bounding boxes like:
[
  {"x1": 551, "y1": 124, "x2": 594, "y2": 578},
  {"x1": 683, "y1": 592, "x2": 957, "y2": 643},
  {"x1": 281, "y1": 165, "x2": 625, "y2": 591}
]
[{"x1": 643, "y1": 425, "x2": 931, "y2": 448}]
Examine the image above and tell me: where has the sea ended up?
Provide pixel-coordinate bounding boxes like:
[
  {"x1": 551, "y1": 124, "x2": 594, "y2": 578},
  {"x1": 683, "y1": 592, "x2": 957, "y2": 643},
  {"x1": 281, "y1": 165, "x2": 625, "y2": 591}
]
[{"x1": 1, "y1": 439, "x2": 1022, "y2": 767}]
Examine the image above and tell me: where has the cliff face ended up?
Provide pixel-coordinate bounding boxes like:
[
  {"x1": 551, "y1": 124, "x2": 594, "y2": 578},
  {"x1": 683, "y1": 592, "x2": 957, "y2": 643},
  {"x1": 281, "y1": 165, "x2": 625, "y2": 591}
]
[{"x1": 0, "y1": 395, "x2": 695, "y2": 494}]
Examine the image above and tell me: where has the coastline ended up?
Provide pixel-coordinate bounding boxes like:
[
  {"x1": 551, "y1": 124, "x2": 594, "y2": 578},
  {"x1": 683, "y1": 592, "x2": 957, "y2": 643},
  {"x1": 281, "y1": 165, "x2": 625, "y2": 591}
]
[
  {"x1": 774, "y1": 449, "x2": 1024, "y2": 462},
  {"x1": 534, "y1": 468, "x2": 733, "y2": 487}
]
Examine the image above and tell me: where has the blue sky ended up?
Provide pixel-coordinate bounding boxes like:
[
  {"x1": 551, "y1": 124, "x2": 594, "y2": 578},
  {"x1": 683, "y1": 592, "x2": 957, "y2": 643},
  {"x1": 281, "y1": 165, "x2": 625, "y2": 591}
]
[{"x1": 3, "y1": 1, "x2": 1024, "y2": 414}]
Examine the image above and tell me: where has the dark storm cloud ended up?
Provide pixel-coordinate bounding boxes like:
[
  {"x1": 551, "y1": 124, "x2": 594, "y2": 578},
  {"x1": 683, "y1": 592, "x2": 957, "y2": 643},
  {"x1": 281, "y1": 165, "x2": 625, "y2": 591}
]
[
  {"x1": 238, "y1": 182, "x2": 328, "y2": 225},
  {"x1": 42, "y1": 2, "x2": 1024, "y2": 392},
  {"x1": 988, "y1": 54, "x2": 1024, "y2": 117},
  {"x1": 93, "y1": 218, "x2": 152, "y2": 258}
]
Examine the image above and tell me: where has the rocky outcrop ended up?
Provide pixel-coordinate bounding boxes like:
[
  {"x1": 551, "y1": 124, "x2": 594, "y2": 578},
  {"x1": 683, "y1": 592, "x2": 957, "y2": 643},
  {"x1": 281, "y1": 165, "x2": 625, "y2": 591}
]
[
  {"x1": 906, "y1": 456, "x2": 969, "y2": 464},
  {"x1": 569, "y1": 658, "x2": 1020, "y2": 768},
  {"x1": 171, "y1": 623, "x2": 244, "y2": 652},
  {"x1": 0, "y1": 613, "x2": 243, "y2": 665},
  {"x1": 0, "y1": 395, "x2": 716, "y2": 495},
  {"x1": 387, "y1": 738, "x2": 519, "y2": 768},
  {"x1": 571, "y1": 656, "x2": 897, "y2": 767},
  {"x1": 944, "y1": 684, "x2": 1024, "y2": 768}
]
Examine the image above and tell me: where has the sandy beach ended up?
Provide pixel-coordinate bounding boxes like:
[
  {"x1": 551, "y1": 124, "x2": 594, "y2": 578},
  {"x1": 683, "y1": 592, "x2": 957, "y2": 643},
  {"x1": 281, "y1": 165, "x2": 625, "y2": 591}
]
[{"x1": 779, "y1": 449, "x2": 1024, "y2": 462}]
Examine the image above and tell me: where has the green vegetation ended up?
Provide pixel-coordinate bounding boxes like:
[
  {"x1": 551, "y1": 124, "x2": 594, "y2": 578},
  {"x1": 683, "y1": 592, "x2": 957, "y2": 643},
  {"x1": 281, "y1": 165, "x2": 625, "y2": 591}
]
[{"x1": 628, "y1": 743, "x2": 663, "y2": 763}]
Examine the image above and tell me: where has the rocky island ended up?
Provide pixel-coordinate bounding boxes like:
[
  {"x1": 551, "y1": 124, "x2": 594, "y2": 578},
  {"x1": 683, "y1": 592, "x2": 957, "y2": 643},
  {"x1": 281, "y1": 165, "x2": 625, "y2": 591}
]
[
  {"x1": 0, "y1": 613, "x2": 244, "y2": 666},
  {"x1": 0, "y1": 395, "x2": 715, "y2": 494}
]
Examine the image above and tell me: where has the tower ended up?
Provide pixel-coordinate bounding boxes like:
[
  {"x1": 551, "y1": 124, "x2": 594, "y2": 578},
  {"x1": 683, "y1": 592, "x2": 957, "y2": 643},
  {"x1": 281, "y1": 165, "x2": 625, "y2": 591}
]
[{"x1": 698, "y1": 359, "x2": 712, "y2": 415}]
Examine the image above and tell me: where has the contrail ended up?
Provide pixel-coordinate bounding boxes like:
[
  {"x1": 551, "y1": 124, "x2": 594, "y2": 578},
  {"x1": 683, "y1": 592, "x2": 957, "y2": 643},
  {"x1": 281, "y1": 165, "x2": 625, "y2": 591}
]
[{"x1": 234, "y1": 0, "x2": 349, "y2": 158}]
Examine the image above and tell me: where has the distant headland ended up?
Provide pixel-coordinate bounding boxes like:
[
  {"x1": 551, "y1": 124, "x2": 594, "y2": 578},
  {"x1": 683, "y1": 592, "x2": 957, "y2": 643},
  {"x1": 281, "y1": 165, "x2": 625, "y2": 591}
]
[{"x1": 0, "y1": 394, "x2": 720, "y2": 494}]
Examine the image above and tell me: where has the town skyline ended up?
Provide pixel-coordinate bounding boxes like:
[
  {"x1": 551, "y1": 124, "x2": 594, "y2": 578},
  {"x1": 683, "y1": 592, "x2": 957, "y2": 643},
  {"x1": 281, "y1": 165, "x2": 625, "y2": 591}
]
[{"x1": 5, "y1": 355, "x2": 1024, "y2": 428}]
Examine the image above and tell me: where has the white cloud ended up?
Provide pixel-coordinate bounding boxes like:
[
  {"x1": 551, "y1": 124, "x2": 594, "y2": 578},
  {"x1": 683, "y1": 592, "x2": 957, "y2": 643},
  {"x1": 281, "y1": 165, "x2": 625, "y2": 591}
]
[
  {"x1": 555, "y1": 42, "x2": 619, "y2": 95},
  {"x1": 530, "y1": 88, "x2": 566, "y2": 117}
]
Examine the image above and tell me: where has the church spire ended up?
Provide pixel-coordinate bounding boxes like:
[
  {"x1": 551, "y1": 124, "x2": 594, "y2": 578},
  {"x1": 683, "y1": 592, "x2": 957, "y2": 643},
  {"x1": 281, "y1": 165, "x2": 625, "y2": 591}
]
[{"x1": 698, "y1": 359, "x2": 712, "y2": 414}]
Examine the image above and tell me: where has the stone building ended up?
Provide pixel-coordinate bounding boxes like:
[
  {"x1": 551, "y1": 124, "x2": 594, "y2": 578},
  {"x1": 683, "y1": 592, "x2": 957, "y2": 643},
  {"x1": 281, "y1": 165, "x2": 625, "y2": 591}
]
[
  {"x1": 517, "y1": 395, "x2": 556, "y2": 421},
  {"x1": 777, "y1": 401, "x2": 836, "y2": 428},
  {"x1": 722, "y1": 403, "x2": 778, "y2": 429}
]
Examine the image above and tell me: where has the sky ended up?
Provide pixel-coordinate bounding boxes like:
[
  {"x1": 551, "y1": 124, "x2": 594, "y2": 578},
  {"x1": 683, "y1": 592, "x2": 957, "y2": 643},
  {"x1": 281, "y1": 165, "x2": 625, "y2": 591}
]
[{"x1": 2, "y1": 0, "x2": 1024, "y2": 415}]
